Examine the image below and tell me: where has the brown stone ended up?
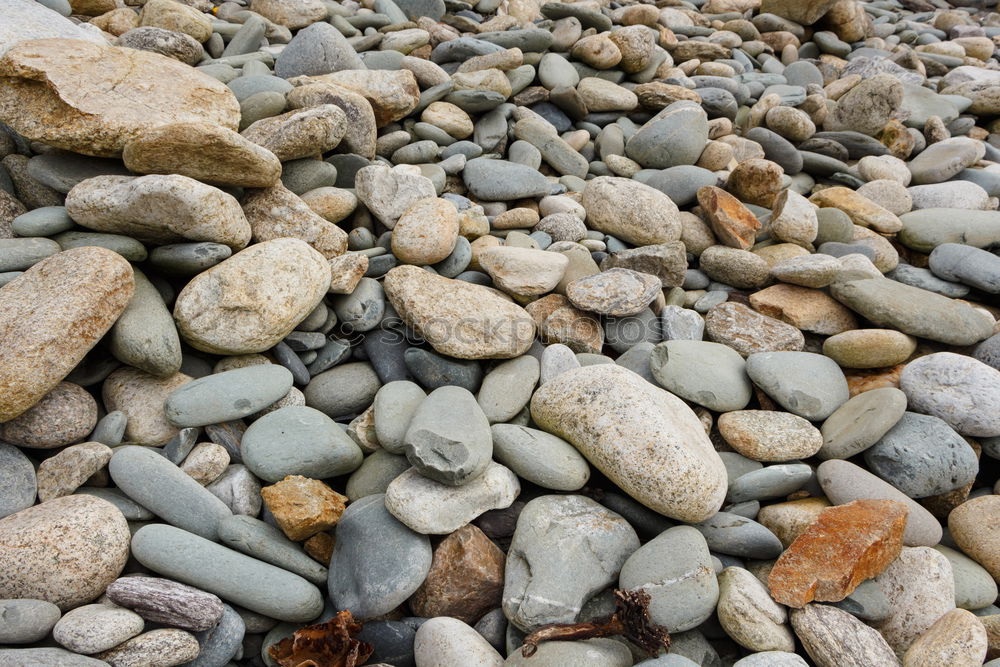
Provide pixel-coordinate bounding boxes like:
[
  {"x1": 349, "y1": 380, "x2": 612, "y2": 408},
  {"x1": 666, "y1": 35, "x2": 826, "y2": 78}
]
[
  {"x1": 0, "y1": 247, "x2": 134, "y2": 422},
  {"x1": 242, "y1": 184, "x2": 348, "y2": 259},
  {"x1": 304, "y1": 532, "x2": 335, "y2": 564},
  {"x1": 845, "y1": 364, "x2": 904, "y2": 397},
  {"x1": 526, "y1": 294, "x2": 604, "y2": 354},
  {"x1": 241, "y1": 105, "x2": 347, "y2": 162},
  {"x1": 0, "y1": 381, "x2": 97, "y2": 449},
  {"x1": 768, "y1": 499, "x2": 907, "y2": 608},
  {"x1": 697, "y1": 186, "x2": 762, "y2": 250},
  {"x1": 286, "y1": 83, "x2": 377, "y2": 159},
  {"x1": 749, "y1": 284, "x2": 859, "y2": 335},
  {"x1": 36, "y1": 442, "x2": 113, "y2": 502},
  {"x1": 0, "y1": 189, "x2": 27, "y2": 238},
  {"x1": 103, "y1": 368, "x2": 192, "y2": 447},
  {"x1": 409, "y1": 524, "x2": 505, "y2": 624},
  {"x1": 726, "y1": 158, "x2": 784, "y2": 208},
  {"x1": 261, "y1": 475, "x2": 348, "y2": 541},
  {"x1": 634, "y1": 82, "x2": 701, "y2": 110},
  {"x1": 291, "y1": 70, "x2": 420, "y2": 127},
  {"x1": 0, "y1": 39, "x2": 239, "y2": 157}
]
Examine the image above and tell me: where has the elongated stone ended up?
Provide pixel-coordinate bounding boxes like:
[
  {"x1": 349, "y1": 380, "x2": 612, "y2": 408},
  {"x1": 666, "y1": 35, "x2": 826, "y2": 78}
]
[
  {"x1": 106, "y1": 577, "x2": 224, "y2": 632},
  {"x1": 131, "y1": 524, "x2": 324, "y2": 622},
  {"x1": 163, "y1": 365, "x2": 294, "y2": 428}
]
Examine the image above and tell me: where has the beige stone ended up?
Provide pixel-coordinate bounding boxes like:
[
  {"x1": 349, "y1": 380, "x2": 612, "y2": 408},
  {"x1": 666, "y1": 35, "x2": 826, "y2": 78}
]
[
  {"x1": 36, "y1": 442, "x2": 113, "y2": 502},
  {"x1": 750, "y1": 284, "x2": 858, "y2": 335},
  {"x1": 291, "y1": 70, "x2": 419, "y2": 127},
  {"x1": 122, "y1": 122, "x2": 281, "y2": 189},
  {"x1": 89, "y1": 8, "x2": 141, "y2": 36},
  {"x1": 810, "y1": 187, "x2": 903, "y2": 234},
  {"x1": 103, "y1": 368, "x2": 192, "y2": 446},
  {"x1": 823, "y1": 329, "x2": 916, "y2": 369},
  {"x1": 250, "y1": 0, "x2": 327, "y2": 28},
  {"x1": 0, "y1": 39, "x2": 239, "y2": 157},
  {"x1": 717, "y1": 566, "x2": 795, "y2": 652},
  {"x1": 174, "y1": 238, "x2": 331, "y2": 355},
  {"x1": 421, "y1": 101, "x2": 473, "y2": 139},
  {"x1": 286, "y1": 82, "x2": 377, "y2": 159},
  {"x1": 758, "y1": 498, "x2": 831, "y2": 548},
  {"x1": 300, "y1": 187, "x2": 357, "y2": 224},
  {"x1": 328, "y1": 253, "x2": 368, "y2": 294},
  {"x1": 391, "y1": 198, "x2": 460, "y2": 265},
  {"x1": 0, "y1": 495, "x2": 129, "y2": 610},
  {"x1": 180, "y1": 442, "x2": 230, "y2": 486},
  {"x1": 478, "y1": 246, "x2": 568, "y2": 297},
  {"x1": 582, "y1": 176, "x2": 681, "y2": 246},
  {"x1": 791, "y1": 603, "x2": 899, "y2": 667},
  {"x1": 241, "y1": 105, "x2": 347, "y2": 162},
  {"x1": 904, "y1": 609, "x2": 988, "y2": 667},
  {"x1": 384, "y1": 265, "x2": 535, "y2": 359},
  {"x1": 718, "y1": 410, "x2": 823, "y2": 462},
  {"x1": 531, "y1": 364, "x2": 726, "y2": 522},
  {"x1": 139, "y1": 0, "x2": 212, "y2": 42},
  {"x1": 949, "y1": 495, "x2": 1000, "y2": 583},
  {"x1": 0, "y1": 247, "x2": 133, "y2": 422},
  {"x1": 874, "y1": 546, "x2": 956, "y2": 656},
  {"x1": 66, "y1": 175, "x2": 251, "y2": 250},
  {"x1": 241, "y1": 184, "x2": 348, "y2": 259}
]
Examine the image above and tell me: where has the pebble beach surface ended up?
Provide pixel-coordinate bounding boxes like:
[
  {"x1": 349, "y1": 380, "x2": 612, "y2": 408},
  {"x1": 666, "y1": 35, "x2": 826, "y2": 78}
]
[{"x1": 3, "y1": 0, "x2": 1000, "y2": 665}]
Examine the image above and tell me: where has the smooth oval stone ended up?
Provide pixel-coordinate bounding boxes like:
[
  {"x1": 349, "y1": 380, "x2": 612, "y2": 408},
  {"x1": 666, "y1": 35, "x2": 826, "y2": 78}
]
[
  {"x1": 328, "y1": 494, "x2": 432, "y2": 620},
  {"x1": 0, "y1": 246, "x2": 134, "y2": 422},
  {"x1": 0, "y1": 599, "x2": 61, "y2": 644},
  {"x1": 76, "y1": 487, "x2": 153, "y2": 521},
  {"x1": 173, "y1": 238, "x2": 331, "y2": 355},
  {"x1": 187, "y1": 603, "x2": 244, "y2": 667},
  {"x1": 463, "y1": 158, "x2": 551, "y2": 200},
  {"x1": 477, "y1": 356, "x2": 540, "y2": 424},
  {"x1": 242, "y1": 405, "x2": 363, "y2": 483},
  {"x1": 413, "y1": 617, "x2": 503, "y2": 666},
  {"x1": 53, "y1": 603, "x2": 145, "y2": 654},
  {"x1": 402, "y1": 385, "x2": 493, "y2": 486},
  {"x1": 888, "y1": 264, "x2": 970, "y2": 299},
  {"x1": 619, "y1": 526, "x2": 718, "y2": 633},
  {"x1": 650, "y1": 340, "x2": 752, "y2": 412},
  {"x1": 0, "y1": 237, "x2": 60, "y2": 272},
  {"x1": 109, "y1": 445, "x2": 232, "y2": 541},
  {"x1": 384, "y1": 462, "x2": 520, "y2": 534},
  {"x1": 131, "y1": 524, "x2": 323, "y2": 622},
  {"x1": 531, "y1": 364, "x2": 726, "y2": 523},
  {"x1": 0, "y1": 495, "x2": 129, "y2": 610},
  {"x1": 899, "y1": 209, "x2": 1000, "y2": 252},
  {"x1": 864, "y1": 412, "x2": 978, "y2": 498},
  {"x1": 491, "y1": 424, "x2": 590, "y2": 491},
  {"x1": 831, "y1": 277, "x2": 993, "y2": 346},
  {"x1": 165, "y1": 364, "x2": 293, "y2": 428},
  {"x1": 304, "y1": 361, "x2": 381, "y2": 420},
  {"x1": 819, "y1": 387, "x2": 907, "y2": 460},
  {"x1": 0, "y1": 444, "x2": 35, "y2": 519},
  {"x1": 373, "y1": 381, "x2": 427, "y2": 454},
  {"x1": 900, "y1": 351, "x2": 1000, "y2": 437},
  {"x1": 0, "y1": 648, "x2": 107, "y2": 665},
  {"x1": 817, "y1": 460, "x2": 942, "y2": 546},
  {"x1": 53, "y1": 230, "x2": 148, "y2": 261},
  {"x1": 217, "y1": 515, "x2": 328, "y2": 585},
  {"x1": 933, "y1": 544, "x2": 998, "y2": 611},
  {"x1": 745, "y1": 351, "x2": 849, "y2": 421},
  {"x1": 10, "y1": 206, "x2": 74, "y2": 237},
  {"x1": 693, "y1": 511, "x2": 783, "y2": 559},
  {"x1": 505, "y1": 638, "x2": 632, "y2": 666},
  {"x1": 929, "y1": 243, "x2": 1000, "y2": 293},
  {"x1": 727, "y1": 464, "x2": 814, "y2": 504},
  {"x1": 404, "y1": 347, "x2": 483, "y2": 392},
  {"x1": 502, "y1": 494, "x2": 639, "y2": 632}
]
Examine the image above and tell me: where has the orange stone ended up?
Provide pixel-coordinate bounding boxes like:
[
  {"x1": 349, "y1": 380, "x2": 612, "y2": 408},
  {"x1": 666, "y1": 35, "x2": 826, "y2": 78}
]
[
  {"x1": 260, "y1": 475, "x2": 348, "y2": 541},
  {"x1": 696, "y1": 185, "x2": 761, "y2": 250},
  {"x1": 768, "y1": 499, "x2": 907, "y2": 608},
  {"x1": 408, "y1": 524, "x2": 505, "y2": 625},
  {"x1": 845, "y1": 364, "x2": 904, "y2": 397},
  {"x1": 303, "y1": 532, "x2": 335, "y2": 564}
]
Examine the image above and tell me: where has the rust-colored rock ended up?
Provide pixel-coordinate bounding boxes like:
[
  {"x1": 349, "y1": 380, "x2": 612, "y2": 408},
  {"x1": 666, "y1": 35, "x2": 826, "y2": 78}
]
[
  {"x1": 409, "y1": 524, "x2": 505, "y2": 624},
  {"x1": 768, "y1": 499, "x2": 906, "y2": 608},
  {"x1": 696, "y1": 186, "x2": 761, "y2": 250},
  {"x1": 749, "y1": 284, "x2": 859, "y2": 336},
  {"x1": 304, "y1": 532, "x2": 335, "y2": 564},
  {"x1": 261, "y1": 475, "x2": 348, "y2": 541}
]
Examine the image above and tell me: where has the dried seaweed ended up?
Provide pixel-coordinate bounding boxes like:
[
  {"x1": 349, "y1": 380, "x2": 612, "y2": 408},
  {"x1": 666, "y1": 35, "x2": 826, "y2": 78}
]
[
  {"x1": 269, "y1": 610, "x2": 373, "y2": 667},
  {"x1": 521, "y1": 589, "x2": 670, "y2": 658}
]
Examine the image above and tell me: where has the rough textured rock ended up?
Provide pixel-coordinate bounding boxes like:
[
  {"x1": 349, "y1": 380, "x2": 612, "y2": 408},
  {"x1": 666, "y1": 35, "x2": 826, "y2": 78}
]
[
  {"x1": 409, "y1": 524, "x2": 505, "y2": 624},
  {"x1": 0, "y1": 381, "x2": 97, "y2": 449},
  {"x1": 903, "y1": 608, "x2": 988, "y2": 667},
  {"x1": 581, "y1": 176, "x2": 682, "y2": 246},
  {"x1": 66, "y1": 174, "x2": 251, "y2": 250},
  {"x1": 949, "y1": 495, "x2": 1000, "y2": 583},
  {"x1": 261, "y1": 475, "x2": 347, "y2": 541},
  {"x1": 531, "y1": 364, "x2": 727, "y2": 523},
  {"x1": 241, "y1": 183, "x2": 348, "y2": 259},
  {"x1": 173, "y1": 238, "x2": 331, "y2": 355},
  {"x1": 105, "y1": 576, "x2": 224, "y2": 631},
  {"x1": 768, "y1": 500, "x2": 906, "y2": 608},
  {"x1": 0, "y1": 495, "x2": 129, "y2": 610},
  {"x1": 384, "y1": 265, "x2": 535, "y2": 359},
  {"x1": 0, "y1": 247, "x2": 133, "y2": 422},
  {"x1": 791, "y1": 603, "x2": 900, "y2": 667},
  {"x1": 0, "y1": 39, "x2": 239, "y2": 157}
]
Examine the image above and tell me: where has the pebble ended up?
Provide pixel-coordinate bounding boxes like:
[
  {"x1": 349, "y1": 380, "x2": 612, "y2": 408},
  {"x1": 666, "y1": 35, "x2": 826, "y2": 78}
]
[
  {"x1": 819, "y1": 387, "x2": 907, "y2": 460},
  {"x1": 164, "y1": 364, "x2": 293, "y2": 427},
  {"x1": 790, "y1": 603, "x2": 899, "y2": 667},
  {"x1": 491, "y1": 424, "x2": 589, "y2": 491},
  {"x1": 746, "y1": 351, "x2": 849, "y2": 421},
  {"x1": 0, "y1": 598, "x2": 61, "y2": 644},
  {"x1": 717, "y1": 567, "x2": 795, "y2": 653},
  {"x1": 950, "y1": 494, "x2": 1000, "y2": 584},
  {"x1": 502, "y1": 494, "x2": 638, "y2": 632},
  {"x1": 874, "y1": 546, "x2": 956, "y2": 655},
  {"x1": 649, "y1": 340, "x2": 752, "y2": 412},
  {"x1": 96, "y1": 628, "x2": 201, "y2": 667},
  {"x1": 53, "y1": 603, "x2": 145, "y2": 654},
  {"x1": 531, "y1": 364, "x2": 726, "y2": 523},
  {"x1": 719, "y1": 411, "x2": 822, "y2": 462},
  {"x1": 327, "y1": 494, "x2": 431, "y2": 620}
]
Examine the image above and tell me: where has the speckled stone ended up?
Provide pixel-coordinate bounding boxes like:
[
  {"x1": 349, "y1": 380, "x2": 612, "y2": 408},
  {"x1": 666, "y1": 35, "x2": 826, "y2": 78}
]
[
  {"x1": 103, "y1": 367, "x2": 193, "y2": 446},
  {"x1": 0, "y1": 247, "x2": 134, "y2": 422},
  {"x1": 0, "y1": 495, "x2": 129, "y2": 610},
  {"x1": 95, "y1": 628, "x2": 201, "y2": 667},
  {"x1": 717, "y1": 566, "x2": 795, "y2": 653},
  {"x1": 0, "y1": 381, "x2": 97, "y2": 449},
  {"x1": 36, "y1": 441, "x2": 113, "y2": 502},
  {"x1": 719, "y1": 411, "x2": 823, "y2": 462},
  {"x1": 53, "y1": 603, "x2": 145, "y2": 654},
  {"x1": 873, "y1": 546, "x2": 956, "y2": 656},
  {"x1": 530, "y1": 364, "x2": 727, "y2": 523}
]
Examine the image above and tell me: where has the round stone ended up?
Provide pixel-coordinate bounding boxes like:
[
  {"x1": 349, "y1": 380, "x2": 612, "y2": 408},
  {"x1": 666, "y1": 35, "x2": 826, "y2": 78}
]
[
  {"x1": 490, "y1": 423, "x2": 590, "y2": 491},
  {"x1": 0, "y1": 599, "x2": 61, "y2": 645},
  {"x1": 391, "y1": 197, "x2": 460, "y2": 265},
  {"x1": 819, "y1": 387, "x2": 907, "y2": 460},
  {"x1": 0, "y1": 444, "x2": 36, "y2": 520},
  {"x1": 53, "y1": 603, "x2": 145, "y2": 654},
  {"x1": 822, "y1": 329, "x2": 916, "y2": 368}
]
